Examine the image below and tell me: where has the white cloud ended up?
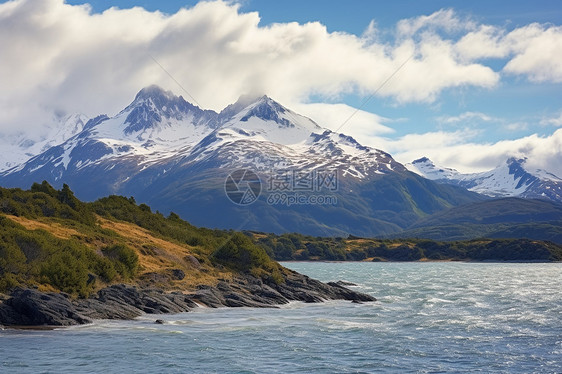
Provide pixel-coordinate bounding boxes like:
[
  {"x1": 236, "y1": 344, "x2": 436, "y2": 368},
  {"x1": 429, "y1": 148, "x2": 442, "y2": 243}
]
[
  {"x1": 454, "y1": 23, "x2": 562, "y2": 82},
  {"x1": 0, "y1": 0, "x2": 503, "y2": 136},
  {"x1": 503, "y1": 24, "x2": 562, "y2": 82},
  {"x1": 504, "y1": 122, "x2": 529, "y2": 131},
  {"x1": 361, "y1": 20, "x2": 378, "y2": 43},
  {"x1": 540, "y1": 112, "x2": 562, "y2": 127},
  {"x1": 455, "y1": 25, "x2": 509, "y2": 60},
  {"x1": 292, "y1": 102, "x2": 394, "y2": 138},
  {"x1": 365, "y1": 129, "x2": 481, "y2": 170},
  {"x1": 437, "y1": 111, "x2": 494, "y2": 124},
  {"x1": 396, "y1": 8, "x2": 475, "y2": 38},
  {"x1": 381, "y1": 36, "x2": 498, "y2": 103},
  {"x1": 360, "y1": 128, "x2": 562, "y2": 177}
]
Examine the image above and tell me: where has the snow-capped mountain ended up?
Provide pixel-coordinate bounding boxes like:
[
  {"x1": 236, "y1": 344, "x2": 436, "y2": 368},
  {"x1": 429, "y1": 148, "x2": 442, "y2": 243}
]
[
  {"x1": 0, "y1": 86, "x2": 481, "y2": 236},
  {"x1": 0, "y1": 113, "x2": 88, "y2": 172},
  {"x1": 407, "y1": 157, "x2": 562, "y2": 203},
  {"x1": 179, "y1": 94, "x2": 403, "y2": 179},
  {"x1": 2, "y1": 86, "x2": 403, "y2": 183}
]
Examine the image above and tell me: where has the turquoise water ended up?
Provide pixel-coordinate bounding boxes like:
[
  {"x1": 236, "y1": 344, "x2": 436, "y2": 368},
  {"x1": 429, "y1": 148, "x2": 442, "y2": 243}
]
[{"x1": 1, "y1": 262, "x2": 561, "y2": 373}]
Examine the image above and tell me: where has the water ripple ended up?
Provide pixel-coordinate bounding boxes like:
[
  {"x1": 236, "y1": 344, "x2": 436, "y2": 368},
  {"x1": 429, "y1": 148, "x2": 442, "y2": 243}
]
[{"x1": 1, "y1": 262, "x2": 561, "y2": 373}]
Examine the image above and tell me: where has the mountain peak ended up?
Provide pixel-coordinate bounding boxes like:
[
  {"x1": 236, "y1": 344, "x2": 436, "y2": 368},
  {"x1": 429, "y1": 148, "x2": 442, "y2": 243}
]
[
  {"x1": 237, "y1": 93, "x2": 269, "y2": 106},
  {"x1": 506, "y1": 157, "x2": 527, "y2": 166},
  {"x1": 218, "y1": 94, "x2": 271, "y2": 122},
  {"x1": 406, "y1": 157, "x2": 461, "y2": 181},
  {"x1": 412, "y1": 157, "x2": 432, "y2": 165},
  {"x1": 240, "y1": 96, "x2": 286, "y2": 123},
  {"x1": 133, "y1": 85, "x2": 176, "y2": 102},
  {"x1": 407, "y1": 155, "x2": 562, "y2": 202},
  {"x1": 121, "y1": 85, "x2": 207, "y2": 135}
]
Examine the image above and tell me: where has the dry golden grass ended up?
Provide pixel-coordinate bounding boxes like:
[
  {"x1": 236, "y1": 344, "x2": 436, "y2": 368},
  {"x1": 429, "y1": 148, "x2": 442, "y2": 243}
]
[
  {"x1": 97, "y1": 217, "x2": 231, "y2": 289},
  {"x1": 3, "y1": 213, "x2": 232, "y2": 291},
  {"x1": 344, "y1": 239, "x2": 374, "y2": 251},
  {"x1": 4, "y1": 215, "x2": 81, "y2": 239},
  {"x1": 388, "y1": 242, "x2": 414, "y2": 249},
  {"x1": 346, "y1": 239, "x2": 372, "y2": 245},
  {"x1": 97, "y1": 217, "x2": 193, "y2": 272}
]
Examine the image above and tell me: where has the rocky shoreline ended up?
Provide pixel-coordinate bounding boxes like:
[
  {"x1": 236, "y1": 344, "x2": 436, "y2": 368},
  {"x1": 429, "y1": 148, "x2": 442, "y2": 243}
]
[{"x1": 0, "y1": 270, "x2": 375, "y2": 328}]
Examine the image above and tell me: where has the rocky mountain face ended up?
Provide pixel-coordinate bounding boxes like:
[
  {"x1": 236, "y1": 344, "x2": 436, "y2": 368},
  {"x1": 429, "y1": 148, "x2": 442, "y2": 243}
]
[
  {"x1": 0, "y1": 86, "x2": 482, "y2": 236},
  {"x1": 407, "y1": 157, "x2": 562, "y2": 203}
]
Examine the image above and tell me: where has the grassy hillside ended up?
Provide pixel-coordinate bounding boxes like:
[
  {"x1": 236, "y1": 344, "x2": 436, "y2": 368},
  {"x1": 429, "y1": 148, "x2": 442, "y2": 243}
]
[
  {"x1": 391, "y1": 198, "x2": 562, "y2": 243},
  {"x1": 2, "y1": 182, "x2": 560, "y2": 298},
  {"x1": 0, "y1": 182, "x2": 284, "y2": 297},
  {"x1": 252, "y1": 232, "x2": 562, "y2": 262}
]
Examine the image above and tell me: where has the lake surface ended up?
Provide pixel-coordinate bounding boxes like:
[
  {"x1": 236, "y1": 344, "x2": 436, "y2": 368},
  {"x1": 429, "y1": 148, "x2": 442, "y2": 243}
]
[{"x1": 1, "y1": 262, "x2": 561, "y2": 373}]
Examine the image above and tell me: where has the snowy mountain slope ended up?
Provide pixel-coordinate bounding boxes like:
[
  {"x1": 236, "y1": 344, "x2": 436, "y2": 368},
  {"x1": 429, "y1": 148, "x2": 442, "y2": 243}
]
[
  {"x1": 220, "y1": 95, "x2": 322, "y2": 145},
  {"x1": 0, "y1": 86, "x2": 482, "y2": 236},
  {"x1": 0, "y1": 113, "x2": 88, "y2": 172},
  {"x1": 2, "y1": 86, "x2": 221, "y2": 179},
  {"x1": 406, "y1": 157, "x2": 462, "y2": 181},
  {"x1": 406, "y1": 157, "x2": 562, "y2": 203}
]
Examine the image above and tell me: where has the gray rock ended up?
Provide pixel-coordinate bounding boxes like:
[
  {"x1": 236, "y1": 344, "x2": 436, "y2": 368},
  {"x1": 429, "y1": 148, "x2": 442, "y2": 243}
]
[
  {"x1": 0, "y1": 269, "x2": 375, "y2": 328},
  {"x1": 170, "y1": 269, "x2": 185, "y2": 280},
  {"x1": 184, "y1": 255, "x2": 201, "y2": 269},
  {"x1": 0, "y1": 288, "x2": 91, "y2": 327},
  {"x1": 334, "y1": 280, "x2": 357, "y2": 286}
]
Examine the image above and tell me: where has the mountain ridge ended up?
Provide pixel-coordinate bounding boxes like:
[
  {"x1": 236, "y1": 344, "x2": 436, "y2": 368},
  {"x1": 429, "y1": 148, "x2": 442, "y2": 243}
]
[
  {"x1": 406, "y1": 156, "x2": 562, "y2": 203},
  {"x1": 0, "y1": 86, "x2": 485, "y2": 236}
]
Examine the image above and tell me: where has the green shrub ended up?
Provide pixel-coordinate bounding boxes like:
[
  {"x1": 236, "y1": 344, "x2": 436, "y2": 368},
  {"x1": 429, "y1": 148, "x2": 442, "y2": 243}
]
[
  {"x1": 91, "y1": 255, "x2": 118, "y2": 282},
  {"x1": 40, "y1": 250, "x2": 90, "y2": 297},
  {"x1": 102, "y1": 244, "x2": 139, "y2": 279},
  {"x1": 212, "y1": 233, "x2": 272, "y2": 272}
]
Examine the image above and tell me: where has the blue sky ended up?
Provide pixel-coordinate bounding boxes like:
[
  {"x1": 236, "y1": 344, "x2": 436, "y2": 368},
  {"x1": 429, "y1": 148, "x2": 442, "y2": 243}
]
[
  {"x1": 1, "y1": 0, "x2": 561, "y2": 173},
  {"x1": 67, "y1": 0, "x2": 562, "y2": 28}
]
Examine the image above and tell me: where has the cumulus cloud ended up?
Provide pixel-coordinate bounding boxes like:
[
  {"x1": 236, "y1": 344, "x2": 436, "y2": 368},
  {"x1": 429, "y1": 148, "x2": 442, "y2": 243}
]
[
  {"x1": 396, "y1": 8, "x2": 475, "y2": 38},
  {"x1": 0, "y1": 0, "x2": 560, "y2": 176},
  {"x1": 503, "y1": 24, "x2": 562, "y2": 82},
  {"x1": 292, "y1": 102, "x2": 394, "y2": 137},
  {"x1": 362, "y1": 128, "x2": 562, "y2": 177},
  {"x1": 455, "y1": 23, "x2": 562, "y2": 82},
  {"x1": 365, "y1": 129, "x2": 481, "y2": 169},
  {"x1": 540, "y1": 112, "x2": 562, "y2": 127},
  {"x1": 455, "y1": 25, "x2": 509, "y2": 60},
  {"x1": 437, "y1": 111, "x2": 495, "y2": 124},
  {"x1": 0, "y1": 0, "x2": 506, "y2": 136}
]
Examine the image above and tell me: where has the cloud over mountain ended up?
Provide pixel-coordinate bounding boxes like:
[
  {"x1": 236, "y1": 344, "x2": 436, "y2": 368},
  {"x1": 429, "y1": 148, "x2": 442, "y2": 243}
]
[
  {"x1": 0, "y1": 0, "x2": 560, "y2": 175},
  {"x1": 1, "y1": 1, "x2": 557, "y2": 131}
]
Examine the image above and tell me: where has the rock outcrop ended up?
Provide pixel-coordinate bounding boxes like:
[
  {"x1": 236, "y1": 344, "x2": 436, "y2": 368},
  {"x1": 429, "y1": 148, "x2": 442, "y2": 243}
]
[
  {"x1": 0, "y1": 288, "x2": 91, "y2": 327},
  {"x1": 0, "y1": 270, "x2": 375, "y2": 328}
]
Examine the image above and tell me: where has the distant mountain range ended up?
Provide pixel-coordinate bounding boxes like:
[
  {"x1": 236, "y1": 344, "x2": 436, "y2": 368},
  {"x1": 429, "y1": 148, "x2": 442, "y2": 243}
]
[
  {"x1": 1, "y1": 85, "x2": 560, "y2": 240},
  {"x1": 406, "y1": 157, "x2": 562, "y2": 203},
  {"x1": 0, "y1": 85, "x2": 485, "y2": 237}
]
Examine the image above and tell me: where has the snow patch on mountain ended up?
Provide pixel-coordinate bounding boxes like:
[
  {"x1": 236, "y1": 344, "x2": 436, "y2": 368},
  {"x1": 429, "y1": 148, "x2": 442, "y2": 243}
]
[
  {"x1": 1, "y1": 85, "x2": 408, "y2": 193},
  {"x1": 219, "y1": 95, "x2": 322, "y2": 146},
  {"x1": 0, "y1": 113, "x2": 88, "y2": 172},
  {"x1": 407, "y1": 156, "x2": 562, "y2": 202},
  {"x1": 406, "y1": 157, "x2": 462, "y2": 180}
]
